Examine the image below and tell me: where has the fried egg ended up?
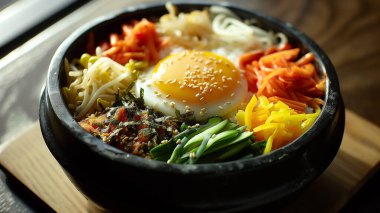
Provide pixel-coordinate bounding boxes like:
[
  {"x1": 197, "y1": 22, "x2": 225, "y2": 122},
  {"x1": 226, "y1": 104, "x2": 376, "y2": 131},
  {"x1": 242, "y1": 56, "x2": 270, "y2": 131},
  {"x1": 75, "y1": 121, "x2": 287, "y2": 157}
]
[{"x1": 135, "y1": 50, "x2": 247, "y2": 120}]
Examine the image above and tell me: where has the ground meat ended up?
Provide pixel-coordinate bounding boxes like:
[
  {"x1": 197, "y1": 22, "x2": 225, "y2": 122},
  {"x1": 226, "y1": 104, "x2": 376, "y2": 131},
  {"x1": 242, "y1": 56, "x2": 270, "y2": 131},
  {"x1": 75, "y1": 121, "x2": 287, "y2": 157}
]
[{"x1": 78, "y1": 94, "x2": 181, "y2": 158}]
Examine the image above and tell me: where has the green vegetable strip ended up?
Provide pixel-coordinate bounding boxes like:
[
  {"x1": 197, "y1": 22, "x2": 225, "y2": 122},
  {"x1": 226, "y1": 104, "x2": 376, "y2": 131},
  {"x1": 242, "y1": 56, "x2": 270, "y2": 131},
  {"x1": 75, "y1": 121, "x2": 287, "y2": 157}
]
[
  {"x1": 203, "y1": 131, "x2": 253, "y2": 155},
  {"x1": 189, "y1": 133, "x2": 212, "y2": 164},
  {"x1": 180, "y1": 123, "x2": 189, "y2": 132},
  {"x1": 152, "y1": 116, "x2": 259, "y2": 164},
  {"x1": 188, "y1": 117, "x2": 222, "y2": 138},
  {"x1": 215, "y1": 140, "x2": 250, "y2": 161},
  {"x1": 205, "y1": 130, "x2": 240, "y2": 149},
  {"x1": 184, "y1": 119, "x2": 228, "y2": 151},
  {"x1": 168, "y1": 137, "x2": 190, "y2": 163},
  {"x1": 236, "y1": 125, "x2": 247, "y2": 132},
  {"x1": 221, "y1": 122, "x2": 238, "y2": 131},
  {"x1": 150, "y1": 128, "x2": 196, "y2": 160}
]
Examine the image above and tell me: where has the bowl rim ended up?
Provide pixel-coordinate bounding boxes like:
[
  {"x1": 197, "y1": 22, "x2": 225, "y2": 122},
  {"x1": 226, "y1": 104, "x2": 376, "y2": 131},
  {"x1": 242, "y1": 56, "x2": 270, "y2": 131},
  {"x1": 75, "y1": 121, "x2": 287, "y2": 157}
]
[{"x1": 46, "y1": 1, "x2": 341, "y2": 175}]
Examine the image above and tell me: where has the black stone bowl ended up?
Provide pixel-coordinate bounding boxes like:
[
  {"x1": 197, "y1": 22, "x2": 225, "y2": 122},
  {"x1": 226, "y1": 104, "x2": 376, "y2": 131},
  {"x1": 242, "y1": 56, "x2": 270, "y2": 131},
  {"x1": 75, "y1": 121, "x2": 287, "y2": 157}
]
[{"x1": 39, "y1": 2, "x2": 345, "y2": 212}]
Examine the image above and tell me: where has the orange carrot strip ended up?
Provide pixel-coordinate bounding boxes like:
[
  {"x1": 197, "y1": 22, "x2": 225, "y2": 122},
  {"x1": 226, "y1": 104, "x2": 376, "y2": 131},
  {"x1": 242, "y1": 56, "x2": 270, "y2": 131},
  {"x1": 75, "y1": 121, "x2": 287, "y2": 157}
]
[
  {"x1": 238, "y1": 50, "x2": 264, "y2": 69},
  {"x1": 259, "y1": 48, "x2": 300, "y2": 69},
  {"x1": 296, "y1": 52, "x2": 314, "y2": 66},
  {"x1": 256, "y1": 68, "x2": 286, "y2": 96},
  {"x1": 100, "y1": 19, "x2": 160, "y2": 65},
  {"x1": 103, "y1": 46, "x2": 120, "y2": 56}
]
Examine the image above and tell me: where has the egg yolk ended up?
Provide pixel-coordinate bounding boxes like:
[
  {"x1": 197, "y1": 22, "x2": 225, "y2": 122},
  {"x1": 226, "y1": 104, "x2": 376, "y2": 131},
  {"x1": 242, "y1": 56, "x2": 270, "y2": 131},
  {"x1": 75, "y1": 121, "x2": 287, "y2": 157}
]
[{"x1": 152, "y1": 51, "x2": 241, "y2": 104}]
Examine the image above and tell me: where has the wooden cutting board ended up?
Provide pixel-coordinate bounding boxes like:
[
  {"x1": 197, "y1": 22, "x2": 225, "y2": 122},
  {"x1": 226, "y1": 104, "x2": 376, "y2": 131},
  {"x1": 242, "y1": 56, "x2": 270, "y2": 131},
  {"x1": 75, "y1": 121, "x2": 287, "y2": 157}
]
[{"x1": 0, "y1": 110, "x2": 379, "y2": 213}]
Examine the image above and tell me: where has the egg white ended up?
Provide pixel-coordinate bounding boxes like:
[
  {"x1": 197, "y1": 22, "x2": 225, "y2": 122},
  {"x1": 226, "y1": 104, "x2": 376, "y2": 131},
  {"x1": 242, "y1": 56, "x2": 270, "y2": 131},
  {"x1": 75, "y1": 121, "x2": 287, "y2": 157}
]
[{"x1": 135, "y1": 49, "x2": 248, "y2": 121}]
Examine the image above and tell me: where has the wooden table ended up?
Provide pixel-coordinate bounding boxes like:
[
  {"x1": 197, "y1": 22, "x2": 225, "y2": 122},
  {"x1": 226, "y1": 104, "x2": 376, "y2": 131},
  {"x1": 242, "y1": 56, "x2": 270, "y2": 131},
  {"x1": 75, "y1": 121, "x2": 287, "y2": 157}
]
[{"x1": 0, "y1": 0, "x2": 379, "y2": 212}]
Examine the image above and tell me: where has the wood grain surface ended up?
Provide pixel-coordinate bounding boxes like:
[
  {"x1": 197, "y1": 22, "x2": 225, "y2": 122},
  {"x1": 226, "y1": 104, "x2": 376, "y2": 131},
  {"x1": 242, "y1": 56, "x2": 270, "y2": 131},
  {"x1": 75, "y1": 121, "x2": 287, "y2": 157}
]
[{"x1": 0, "y1": 110, "x2": 378, "y2": 212}]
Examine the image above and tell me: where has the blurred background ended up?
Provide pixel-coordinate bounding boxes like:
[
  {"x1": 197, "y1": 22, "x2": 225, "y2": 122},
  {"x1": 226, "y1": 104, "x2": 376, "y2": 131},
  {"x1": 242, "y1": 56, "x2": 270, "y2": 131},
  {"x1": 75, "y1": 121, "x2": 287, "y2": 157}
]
[{"x1": 0, "y1": 0, "x2": 379, "y2": 212}]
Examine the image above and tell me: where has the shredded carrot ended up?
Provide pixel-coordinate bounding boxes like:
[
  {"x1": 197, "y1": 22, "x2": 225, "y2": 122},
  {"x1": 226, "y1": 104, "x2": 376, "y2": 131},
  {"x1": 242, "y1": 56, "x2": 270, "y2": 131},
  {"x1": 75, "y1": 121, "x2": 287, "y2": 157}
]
[
  {"x1": 100, "y1": 19, "x2": 161, "y2": 65},
  {"x1": 238, "y1": 44, "x2": 326, "y2": 112}
]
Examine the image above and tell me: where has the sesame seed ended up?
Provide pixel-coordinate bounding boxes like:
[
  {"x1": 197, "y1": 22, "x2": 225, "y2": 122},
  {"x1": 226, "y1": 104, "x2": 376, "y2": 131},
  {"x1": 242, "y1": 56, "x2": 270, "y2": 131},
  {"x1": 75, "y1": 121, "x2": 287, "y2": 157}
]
[
  {"x1": 190, "y1": 152, "x2": 196, "y2": 159},
  {"x1": 176, "y1": 139, "x2": 181, "y2": 144},
  {"x1": 166, "y1": 94, "x2": 171, "y2": 98},
  {"x1": 218, "y1": 106, "x2": 224, "y2": 110},
  {"x1": 170, "y1": 102, "x2": 175, "y2": 108},
  {"x1": 200, "y1": 97, "x2": 204, "y2": 101},
  {"x1": 227, "y1": 77, "x2": 233, "y2": 81},
  {"x1": 182, "y1": 100, "x2": 187, "y2": 103},
  {"x1": 231, "y1": 93, "x2": 235, "y2": 97}
]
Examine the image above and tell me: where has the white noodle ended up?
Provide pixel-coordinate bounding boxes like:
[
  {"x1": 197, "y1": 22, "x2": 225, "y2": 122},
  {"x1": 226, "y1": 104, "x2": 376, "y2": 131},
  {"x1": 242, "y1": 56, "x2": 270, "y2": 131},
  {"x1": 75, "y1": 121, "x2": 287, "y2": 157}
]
[
  {"x1": 77, "y1": 73, "x2": 129, "y2": 117},
  {"x1": 64, "y1": 57, "x2": 136, "y2": 119},
  {"x1": 157, "y1": 4, "x2": 286, "y2": 52}
]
